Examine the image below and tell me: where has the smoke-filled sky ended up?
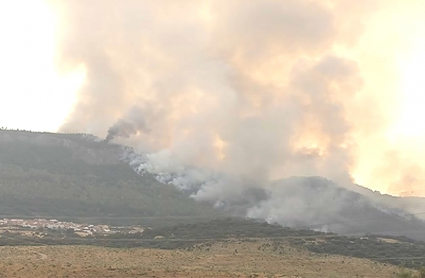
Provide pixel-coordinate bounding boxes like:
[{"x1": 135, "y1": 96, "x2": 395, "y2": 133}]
[{"x1": 1, "y1": 0, "x2": 425, "y2": 196}]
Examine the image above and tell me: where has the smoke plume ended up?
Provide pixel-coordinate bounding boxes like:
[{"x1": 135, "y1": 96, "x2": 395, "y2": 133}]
[
  {"x1": 55, "y1": 0, "x2": 380, "y2": 210},
  {"x1": 105, "y1": 106, "x2": 151, "y2": 142}
]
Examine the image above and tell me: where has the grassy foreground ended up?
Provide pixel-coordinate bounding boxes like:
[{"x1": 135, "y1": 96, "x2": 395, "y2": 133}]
[{"x1": 0, "y1": 239, "x2": 401, "y2": 278}]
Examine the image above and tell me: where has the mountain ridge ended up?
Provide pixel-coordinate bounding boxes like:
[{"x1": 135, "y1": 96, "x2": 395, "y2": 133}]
[
  {"x1": 1, "y1": 129, "x2": 425, "y2": 241},
  {"x1": 0, "y1": 129, "x2": 221, "y2": 223}
]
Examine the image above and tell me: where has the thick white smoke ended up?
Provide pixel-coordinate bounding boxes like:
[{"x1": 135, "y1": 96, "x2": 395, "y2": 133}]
[{"x1": 54, "y1": 0, "x2": 390, "y2": 229}]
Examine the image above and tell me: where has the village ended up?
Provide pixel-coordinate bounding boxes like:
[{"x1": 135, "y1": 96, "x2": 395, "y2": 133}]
[{"x1": 0, "y1": 218, "x2": 145, "y2": 237}]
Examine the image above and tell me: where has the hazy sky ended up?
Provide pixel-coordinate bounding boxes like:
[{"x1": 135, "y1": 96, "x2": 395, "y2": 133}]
[{"x1": 1, "y1": 0, "x2": 425, "y2": 196}]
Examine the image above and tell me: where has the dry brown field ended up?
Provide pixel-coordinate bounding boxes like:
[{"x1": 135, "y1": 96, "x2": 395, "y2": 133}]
[{"x1": 0, "y1": 239, "x2": 403, "y2": 278}]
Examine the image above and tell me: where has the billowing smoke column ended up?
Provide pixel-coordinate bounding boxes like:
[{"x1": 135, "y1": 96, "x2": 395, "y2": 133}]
[
  {"x1": 55, "y1": 0, "x2": 379, "y2": 227},
  {"x1": 105, "y1": 106, "x2": 150, "y2": 142}
]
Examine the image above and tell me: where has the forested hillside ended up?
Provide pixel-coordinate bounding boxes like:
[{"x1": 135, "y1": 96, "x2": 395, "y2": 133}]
[{"x1": 0, "y1": 130, "x2": 220, "y2": 222}]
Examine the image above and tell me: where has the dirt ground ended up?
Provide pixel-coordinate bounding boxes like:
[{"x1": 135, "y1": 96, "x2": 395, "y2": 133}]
[{"x1": 0, "y1": 239, "x2": 402, "y2": 278}]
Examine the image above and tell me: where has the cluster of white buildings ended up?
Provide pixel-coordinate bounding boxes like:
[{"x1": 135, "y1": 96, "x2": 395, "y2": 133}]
[{"x1": 0, "y1": 218, "x2": 112, "y2": 235}]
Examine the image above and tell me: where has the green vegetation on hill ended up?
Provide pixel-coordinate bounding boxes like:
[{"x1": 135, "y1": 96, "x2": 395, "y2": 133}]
[
  {"x1": 292, "y1": 234, "x2": 425, "y2": 269},
  {"x1": 141, "y1": 218, "x2": 325, "y2": 239},
  {"x1": 0, "y1": 130, "x2": 220, "y2": 222},
  {"x1": 137, "y1": 219, "x2": 425, "y2": 269}
]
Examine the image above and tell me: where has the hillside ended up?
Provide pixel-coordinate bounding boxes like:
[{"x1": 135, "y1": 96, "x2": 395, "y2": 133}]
[
  {"x1": 0, "y1": 130, "x2": 220, "y2": 223},
  {"x1": 2, "y1": 129, "x2": 425, "y2": 241},
  {"x1": 353, "y1": 185, "x2": 425, "y2": 220},
  {"x1": 257, "y1": 177, "x2": 425, "y2": 240},
  {"x1": 128, "y1": 218, "x2": 425, "y2": 269}
]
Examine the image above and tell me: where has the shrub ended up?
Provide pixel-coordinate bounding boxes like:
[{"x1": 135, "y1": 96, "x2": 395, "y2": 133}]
[
  {"x1": 394, "y1": 268, "x2": 415, "y2": 278},
  {"x1": 418, "y1": 267, "x2": 425, "y2": 278}
]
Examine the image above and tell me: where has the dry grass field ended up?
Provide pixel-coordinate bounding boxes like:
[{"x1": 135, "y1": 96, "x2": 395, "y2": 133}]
[{"x1": 0, "y1": 239, "x2": 403, "y2": 278}]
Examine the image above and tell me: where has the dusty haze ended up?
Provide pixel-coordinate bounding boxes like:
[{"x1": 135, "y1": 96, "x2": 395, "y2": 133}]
[{"x1": 54, "y1": 0, "x2": 422, "y2": 195}]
